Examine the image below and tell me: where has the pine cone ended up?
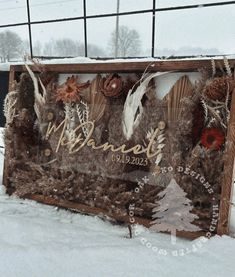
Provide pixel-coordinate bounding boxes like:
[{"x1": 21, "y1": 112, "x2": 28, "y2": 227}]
[{"x1": 202, "y1": 76, "x2": 234, "y2": 100}]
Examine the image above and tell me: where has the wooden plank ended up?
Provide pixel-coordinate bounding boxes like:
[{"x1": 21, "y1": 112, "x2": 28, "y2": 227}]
[
  {"x1": 217, "y1": 83, "x2": 235, "y2": 235},
  {"x1": 8, "y1": 65, "x2": 16, "y2": 91},
  {"x1": 25, "y1": 194, "x2": 206, "y2": 240},
  {"x1": 2, "y1": 66, "x2": 16, "y2": 191},
  {"x1": 9, "y1": 59, "x2": 235, "y2": 74}
]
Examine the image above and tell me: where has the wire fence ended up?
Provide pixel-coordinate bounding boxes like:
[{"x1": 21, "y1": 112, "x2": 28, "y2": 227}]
[{"x1": 0, "y1": 0, "x2": 235, "y2": 59}]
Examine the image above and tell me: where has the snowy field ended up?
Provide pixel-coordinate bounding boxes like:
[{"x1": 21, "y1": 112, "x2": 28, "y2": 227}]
[{"x1": 0, "y1": 130, "x2": 234, "y2": 277}]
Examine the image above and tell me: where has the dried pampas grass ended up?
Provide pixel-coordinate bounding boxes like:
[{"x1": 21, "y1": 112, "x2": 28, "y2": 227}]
[
  {"x1": 122, "y1": 71, "x2": 170, "y2": 140},
  {"x1": 4, "y1": 90, "x2": 18, "y2": 125},
  {"x1": 25, "y1": 63, "x2": 46, "y2": 124}
]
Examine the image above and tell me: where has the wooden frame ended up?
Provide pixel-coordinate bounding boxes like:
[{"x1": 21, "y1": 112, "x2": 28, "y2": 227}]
[{"x1": 4, "y1": 59, "x2": 235, "y2": 238}]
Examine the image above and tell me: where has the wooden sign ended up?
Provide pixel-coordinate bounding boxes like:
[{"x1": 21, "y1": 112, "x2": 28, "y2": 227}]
[{"x1": 3, "y1": 59, "x2": 235, "y2": 239}]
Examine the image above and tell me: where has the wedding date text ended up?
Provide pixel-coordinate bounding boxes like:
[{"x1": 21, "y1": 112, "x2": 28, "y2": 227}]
[{"x1": 111, "y1": 154, "x2": 148, "y2": 166}]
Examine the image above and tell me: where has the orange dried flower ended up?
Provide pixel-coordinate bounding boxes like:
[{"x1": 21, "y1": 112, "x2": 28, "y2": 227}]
[
  {"x1": 201, "y1": 128, "x2": 225, "y2": 150},
  {"x1": 56, "y1": 75, "x2": 90, "y2": 103}
]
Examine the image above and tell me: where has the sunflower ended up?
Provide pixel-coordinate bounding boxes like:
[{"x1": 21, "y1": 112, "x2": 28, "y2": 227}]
[
  {"x1": 56, "y1": 76, "x2": 90, "y2": 103},
  {"x1": 200, "y1": 128, "x2": 225, "y2": 150}
]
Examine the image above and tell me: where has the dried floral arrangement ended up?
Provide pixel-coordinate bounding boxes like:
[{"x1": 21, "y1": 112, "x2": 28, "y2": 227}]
[{"x1": 3, "y1": 60, "x2": 235, "y2": 239}]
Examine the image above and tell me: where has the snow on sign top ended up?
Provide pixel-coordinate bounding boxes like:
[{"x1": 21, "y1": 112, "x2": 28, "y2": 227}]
[
  {"x1": 2, "y1": 54, "x2": 235, "y2": 71},
  {"x1": 3, "y1": 58, "x2": 235, "y2": 241}
]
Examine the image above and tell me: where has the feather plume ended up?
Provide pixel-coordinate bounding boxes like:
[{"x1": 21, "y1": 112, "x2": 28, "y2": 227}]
[
  {"x1": 25, "y1": 63, "x2": 46, "y2": 124},
  {"x1": 122, "y1": 72, "x2": 170, "y2": 140}
]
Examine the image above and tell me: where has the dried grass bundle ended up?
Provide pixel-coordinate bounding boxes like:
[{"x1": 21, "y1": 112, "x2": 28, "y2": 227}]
[{"x1": 4, "y1": 90, "x2": 18, "y2": 125}]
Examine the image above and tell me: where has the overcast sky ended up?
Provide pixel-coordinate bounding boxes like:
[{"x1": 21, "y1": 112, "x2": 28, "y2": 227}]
[{"x1": 0, "y1": 0, "x2": 235, "y2": 56}]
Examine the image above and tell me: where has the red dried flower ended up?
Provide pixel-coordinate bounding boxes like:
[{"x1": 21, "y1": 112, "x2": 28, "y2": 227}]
[
  {"x1": 56, "y1": 75, "x2": 90, "y2": 103},
  {"x1": 201, "y1": 128, "x2": 225, "y2": 150}
]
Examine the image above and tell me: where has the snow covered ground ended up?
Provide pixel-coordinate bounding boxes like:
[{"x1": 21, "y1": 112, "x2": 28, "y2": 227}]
[{"x1": 0, "y1": 137, "x2": 234, "y2": 274}]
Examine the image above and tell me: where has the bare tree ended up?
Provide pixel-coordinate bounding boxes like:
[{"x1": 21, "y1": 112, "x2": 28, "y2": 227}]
[
  {"x1": 0, "y1": 31, "x2": 23, "y2": 62},
  {"x1": 54, "y1": 39, "x2": 83, "y2": 57},
  {"x1": 42, "y1": 38, "x2": 105, "y2": 58},
  {"x1": 43, "y1": 40, "x2": 56, "y2": 57},
  {"x1": 43, "y1": 38, "x2": 83, "y2": 57},
  {"x1": 108, "y1": 25, "x2": 141, "y2": 57},
  {"x1": 88, "y1": 44, "x2": 105, "y2": 57},
  {"x1": 22, "y1": 40, "x2": 30, "y2": 56},
  {"x1": 33, "y1": 40, "x2": 43, "y2": 56}
]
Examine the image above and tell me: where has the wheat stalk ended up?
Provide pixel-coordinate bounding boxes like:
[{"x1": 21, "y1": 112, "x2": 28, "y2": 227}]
[
  {"x1": 76, "y1": 101, "x2": 90, "y2": 138},
  {"x1": 200, "y1": 98, "x2": 208, "y2": 123},
  {"x1": 211, "y1": 58, "x2": 216, "y2": 77},
  {"x1": 223, "y1": 56, "x2": 232, "y2": 77},
  {"x1": 64, "y1": 103, "x2": 77, "y2": 144},
  {"x1": 81, "y1": 100, "x2": 89, "y2": 124}
]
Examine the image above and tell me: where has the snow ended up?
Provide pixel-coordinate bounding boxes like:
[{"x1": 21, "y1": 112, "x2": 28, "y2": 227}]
[
  {"x1": 0, "y1": 194, "x2": 234, "y2": 277},
  {"x1": 0, "y1": 57, "x2": 156, "y2": 71},
  {"x1": 1, "y1": 54, "x2": 235, "y2": 71}
]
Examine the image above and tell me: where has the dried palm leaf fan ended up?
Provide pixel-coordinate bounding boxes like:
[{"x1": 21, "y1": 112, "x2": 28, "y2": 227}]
[
  {"x1": 88, "y1": 74, "x2": 107, "y2": 122},
  {"x1": 163, "y1": 75, "x2": 193, "y2": 124}
]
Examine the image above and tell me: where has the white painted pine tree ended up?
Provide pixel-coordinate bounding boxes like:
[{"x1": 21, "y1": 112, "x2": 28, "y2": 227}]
[{"x1": 150, "y1": 178, "x2": 201, "y2": 244}]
